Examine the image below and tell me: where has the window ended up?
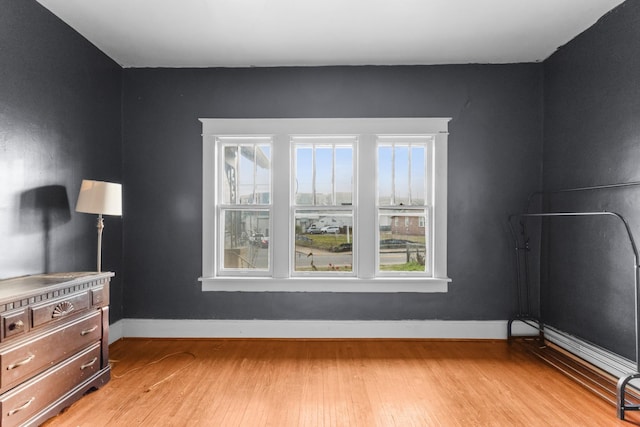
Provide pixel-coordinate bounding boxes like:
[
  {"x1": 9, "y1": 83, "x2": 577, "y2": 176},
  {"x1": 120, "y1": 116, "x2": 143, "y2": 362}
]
[
  {"x1": 200, "y1": 118, "x2": 450, "y2": 292},
  {"x1": 218, "y1": 138, "x2": 272, "y2": 274},
  {"x1": 293, "y1": 138, "x2": 355, "y2": 274},
  {"x1": 378, "y1": 138, "x2": 430, "y2": 274}
]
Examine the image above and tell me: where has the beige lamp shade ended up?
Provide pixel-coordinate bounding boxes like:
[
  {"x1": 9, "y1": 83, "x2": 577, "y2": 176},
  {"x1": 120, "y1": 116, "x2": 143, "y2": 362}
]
[{"x1": 75, "y1": 180, "x2": 122, "y2": 216}]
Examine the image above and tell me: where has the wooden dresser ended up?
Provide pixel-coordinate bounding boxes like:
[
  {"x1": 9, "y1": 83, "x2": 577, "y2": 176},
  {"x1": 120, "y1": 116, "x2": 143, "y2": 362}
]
[{"x1": 0, "y1": 272, "x2": 112, "y2": 426}]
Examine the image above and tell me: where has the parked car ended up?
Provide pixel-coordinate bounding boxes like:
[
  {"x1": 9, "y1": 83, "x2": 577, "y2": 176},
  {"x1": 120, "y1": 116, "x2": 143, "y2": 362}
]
[
  {"x1": 331, "y1": 243, "x2": 352, "y2": 252},
  {"x1": 322, "y1": 226, "x2": 340, "y2": 234},
  {"x1": 306, "y1": 225, "x2": 322, "y2": 234}
]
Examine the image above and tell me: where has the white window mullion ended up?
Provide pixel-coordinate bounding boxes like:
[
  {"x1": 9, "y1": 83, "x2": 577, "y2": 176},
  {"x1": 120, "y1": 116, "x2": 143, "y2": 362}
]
[
  {"x1": 272, "y1": 133, "x2": 290, "y2": 278},
  {"x1": 359, "y1": 134, "x2": 376, "y2": 279}
]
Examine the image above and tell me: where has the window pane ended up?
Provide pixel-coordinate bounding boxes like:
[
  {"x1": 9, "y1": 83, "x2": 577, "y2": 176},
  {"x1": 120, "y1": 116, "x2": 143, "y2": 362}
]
[
  {"x1": 294, "y1": 138, "x2": 353, "y2": 207},
  {"x1": 237, "y1": 146, "x2": 254, "y2": 203},
  {"x1": 254, "y1": 144, "x2": 271, "y2": 203},
  {"x1": 294, "y1": 211, "x2": 353, "y2": 273},
  {"x1": 378, "y1": 142, "x2": 427, "y2": 206},
  {"x1": 220, "y1": 139, "x2": 271, "y2": 205},
  {"x1": 295, "y1": 146, "x2": 313, "y2": 205},
  {"x1": 378, "y1": 209, "x2": 428, "y2": 273},
  {"x1": 222, "y1": 146, "x2": 238, "y2": 204},
  {"x1": 221, "y1": 209, "x2": 270, "y2": 271},
  {"x1": 394, "y1": 146, "x2": 410, "y2": 205},
  {"x1": 315, "y1": 146, "x2": 333, "y2": 205},
  {"x1": 410, "y1": 146, "x2": 426, "y2": 205},
  {"x1": 335, "y1": 147, "x2": 353, "y2": 205},
  {"x1": 378, "y1": 145, "x2": 393, "y2": 206}
]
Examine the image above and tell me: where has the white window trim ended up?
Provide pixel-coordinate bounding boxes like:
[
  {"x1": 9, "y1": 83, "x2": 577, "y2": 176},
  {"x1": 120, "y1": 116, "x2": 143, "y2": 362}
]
[{"x1": 199, "y1": 118, "x2": 451, "y2": 293}]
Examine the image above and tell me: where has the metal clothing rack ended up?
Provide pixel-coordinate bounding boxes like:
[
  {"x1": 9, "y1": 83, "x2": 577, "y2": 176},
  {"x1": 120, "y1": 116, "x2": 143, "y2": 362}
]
[{"x1": 507, "y1": 181, "x2": 640, "y2": 420}]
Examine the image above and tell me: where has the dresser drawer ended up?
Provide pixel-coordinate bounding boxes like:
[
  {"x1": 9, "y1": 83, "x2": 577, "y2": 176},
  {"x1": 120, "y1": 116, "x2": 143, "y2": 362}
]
[
  {"x1": 1, "y1": 310, "x2": 29, "y2": 341},
  {"x1": 91, "y1": 285, "x2": 109, "y2": 307},
  {"x1": 0, "y1": 310, "x2": 102, "y2": 392},
  {"x1": 30, "y1": 292, "x2": 90, "y2": 328},
  {"x1": 0, "y1": 343, "x2": 101, "y2": 427}
]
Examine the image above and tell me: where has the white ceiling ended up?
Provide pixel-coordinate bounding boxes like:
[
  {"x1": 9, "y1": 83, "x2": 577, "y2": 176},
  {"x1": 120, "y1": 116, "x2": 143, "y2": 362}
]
[{"x1": 35, "y1": 0, "x2": 625, "y2": 68}]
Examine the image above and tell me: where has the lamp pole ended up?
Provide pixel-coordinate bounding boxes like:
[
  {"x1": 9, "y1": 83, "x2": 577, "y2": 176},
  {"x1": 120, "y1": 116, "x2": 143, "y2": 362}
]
[{"x1": 96, "y1": 214, "x2": 104, "y2": 272}]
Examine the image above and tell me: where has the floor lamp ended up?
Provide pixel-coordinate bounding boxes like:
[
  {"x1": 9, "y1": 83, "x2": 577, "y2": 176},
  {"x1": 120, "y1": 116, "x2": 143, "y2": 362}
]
[{"x1": 76, "y1": 180, "x2": 122, "y2": 272}]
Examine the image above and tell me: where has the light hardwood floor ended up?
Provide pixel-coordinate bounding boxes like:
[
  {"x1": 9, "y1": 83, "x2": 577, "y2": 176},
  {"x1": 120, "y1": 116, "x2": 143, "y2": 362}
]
[{"x1": 43, "y1": 339, "x2": 640, "y2": 427}]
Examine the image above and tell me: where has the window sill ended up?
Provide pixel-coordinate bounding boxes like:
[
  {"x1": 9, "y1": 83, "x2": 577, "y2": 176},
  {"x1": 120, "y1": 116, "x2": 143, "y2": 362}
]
[{"x1": 198, "y1": 276, "x2": 451, "y2": 293}]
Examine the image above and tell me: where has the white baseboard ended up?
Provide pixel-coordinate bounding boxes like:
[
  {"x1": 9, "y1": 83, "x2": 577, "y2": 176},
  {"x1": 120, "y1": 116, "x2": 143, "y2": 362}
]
[
  {"x1": 544, "y1": 326, "x2": 636, "y2": 379},
  {"x1": 107, "y1": 319, "x2": 538, "y2": 341},
  {"x1": 109, "y1": 319, "x2": 124, "y2": 344}
]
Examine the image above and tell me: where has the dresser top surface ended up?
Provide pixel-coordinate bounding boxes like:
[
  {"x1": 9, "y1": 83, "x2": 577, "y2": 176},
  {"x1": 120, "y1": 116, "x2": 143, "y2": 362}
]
[{"x1": 0, "y1": 272, "x2": 113, "y2": 303}]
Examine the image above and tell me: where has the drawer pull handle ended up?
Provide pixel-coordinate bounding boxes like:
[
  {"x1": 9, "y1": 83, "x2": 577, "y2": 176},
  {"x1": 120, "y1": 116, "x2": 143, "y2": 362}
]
[
  {"x1": 81, "y1": 325, "x2": 98, "y2": 336},
  {"x1": 52, "y1": 301, "x2": 74, "y2": 318},
  {"x1": 7, "y1": 354, "x2": 35, "y2": 370},
  {"x1": 8, "y1": 320, "x2": 24, "y2": 331},
  {"x1": 8, "y1": 397, "x2": 35, "y2": 416},
  {"x1": 80, "y1": 357, "x2": 98, "y2": 370}
]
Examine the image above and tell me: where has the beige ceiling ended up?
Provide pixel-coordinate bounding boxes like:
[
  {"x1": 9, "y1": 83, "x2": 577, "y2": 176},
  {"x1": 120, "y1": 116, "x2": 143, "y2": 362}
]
[{"x1": 36, "y1": 0, "x2": 625, "y2": 68}]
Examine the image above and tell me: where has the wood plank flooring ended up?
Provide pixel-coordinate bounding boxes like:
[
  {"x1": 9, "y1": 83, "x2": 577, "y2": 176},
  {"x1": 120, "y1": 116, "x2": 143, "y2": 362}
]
[{"x1": 42, "y1": 339, "x2": 640, "y2": 427}]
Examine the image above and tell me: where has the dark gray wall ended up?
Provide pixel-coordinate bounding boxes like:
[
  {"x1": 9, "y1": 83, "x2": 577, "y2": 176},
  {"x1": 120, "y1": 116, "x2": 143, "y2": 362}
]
[
  {"x1": 542, "y1": 1, "x2": 640, "y2": 359},
  {"x1": 0, "y1": 0, "x2": 124, "y2": 321},
  {"x1": 122, "y1": 65, "x2": 543, "y2": 320},
  {"x1": 14, "y1": 0, "x2": 635, "y2": 340}
]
